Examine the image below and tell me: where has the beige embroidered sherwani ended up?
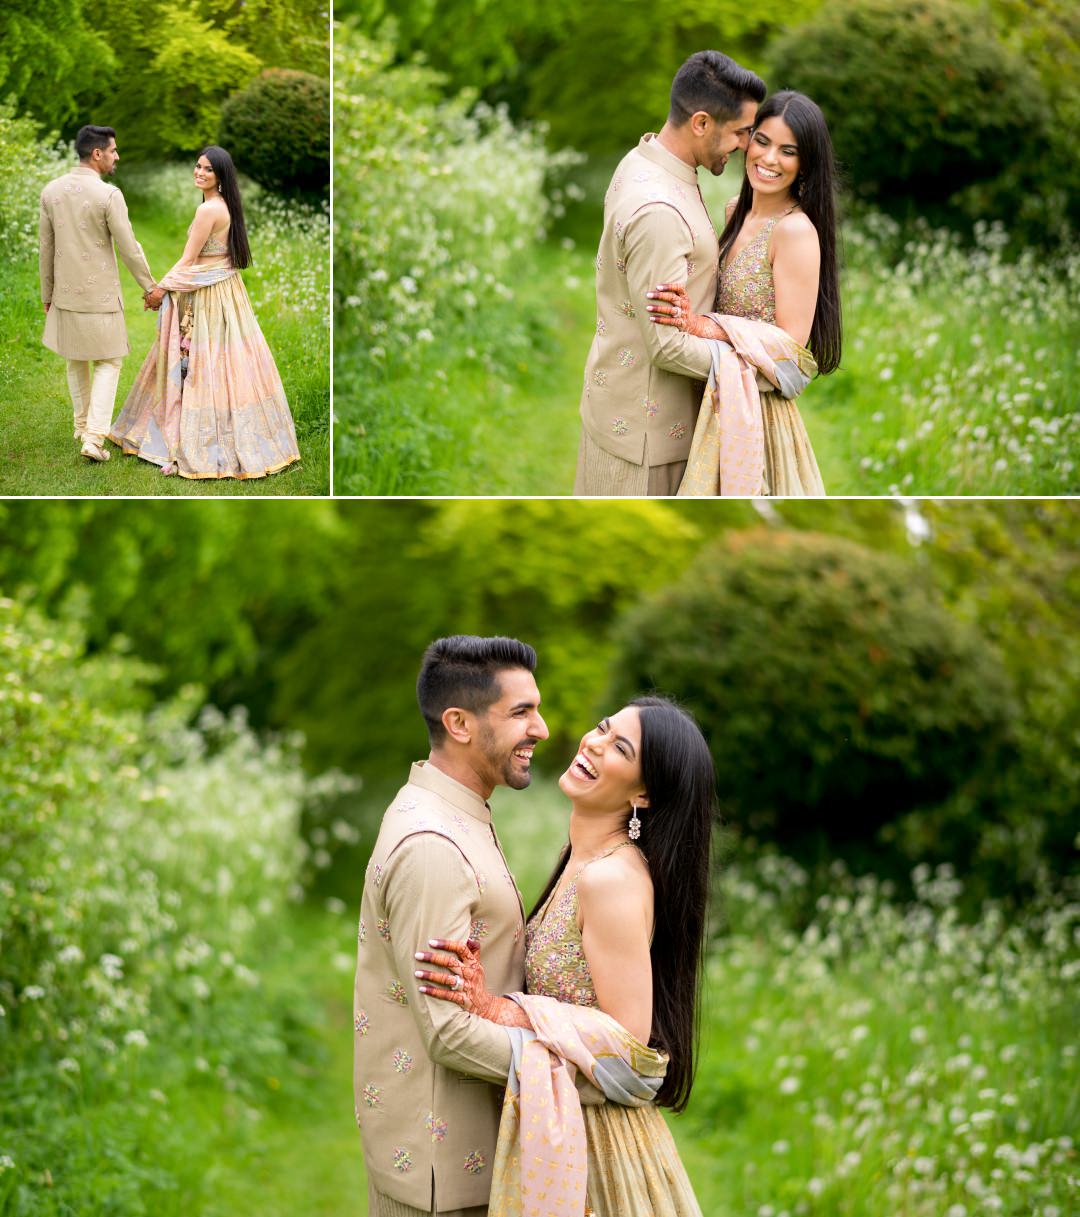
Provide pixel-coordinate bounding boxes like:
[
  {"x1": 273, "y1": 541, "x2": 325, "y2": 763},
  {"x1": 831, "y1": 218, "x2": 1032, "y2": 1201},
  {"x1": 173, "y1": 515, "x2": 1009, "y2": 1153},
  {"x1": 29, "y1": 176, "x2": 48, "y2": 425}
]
[
  {"x1": 576, "y1": 134, "x2": 720, "y2": 492},
  {"x1": 39, "y1": 166, "x2": 155, "y2": 360},
  {"x1": 354, "y1": 761, "x2": 525, "y2": 1213}
]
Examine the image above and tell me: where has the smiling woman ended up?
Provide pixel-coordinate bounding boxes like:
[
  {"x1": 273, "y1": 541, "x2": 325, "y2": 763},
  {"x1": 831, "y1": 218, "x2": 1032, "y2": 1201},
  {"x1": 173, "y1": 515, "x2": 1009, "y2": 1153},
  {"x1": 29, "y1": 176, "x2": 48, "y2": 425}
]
[
  {"x1": 415, "y1": 695, "x2": 718, "y2": 1217},
  {"x1": 108, "y1": 144, "x2": 302, "y2": 480}
]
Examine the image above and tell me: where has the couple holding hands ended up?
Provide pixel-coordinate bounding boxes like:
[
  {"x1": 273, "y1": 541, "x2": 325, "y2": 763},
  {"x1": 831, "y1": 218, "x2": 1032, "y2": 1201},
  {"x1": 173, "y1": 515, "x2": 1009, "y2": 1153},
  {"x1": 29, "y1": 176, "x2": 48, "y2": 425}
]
[
  {"x1": 38, "y1": 125, "x2": 299, "y2": 479},
  {"x1": 354, "y1": 635, "x2": 716, "y2": 1217}
]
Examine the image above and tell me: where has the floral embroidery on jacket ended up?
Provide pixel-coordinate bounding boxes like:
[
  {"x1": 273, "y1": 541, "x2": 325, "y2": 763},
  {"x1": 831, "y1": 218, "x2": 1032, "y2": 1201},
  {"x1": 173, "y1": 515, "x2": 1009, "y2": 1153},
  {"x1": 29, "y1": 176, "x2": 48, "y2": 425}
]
[
  {"x1": 354, "y1": 1010, "x2": 370, "y2": 1036},
  {"x1": 463, "y1": 1150, "x2": 487, "y2": 1174},
  {"x1": 611, "y1": 417, "x2": 629, "y2": 436},
  {"x1": 393, "y1": 1148, "x2": 413, "y2": 1173},
  {"x1": 362, "y1": 1083, "x2": 381, "y2": 1107},
  {"x1": 426, "y1": 1112, "x2": 449, "y2": 1142}
]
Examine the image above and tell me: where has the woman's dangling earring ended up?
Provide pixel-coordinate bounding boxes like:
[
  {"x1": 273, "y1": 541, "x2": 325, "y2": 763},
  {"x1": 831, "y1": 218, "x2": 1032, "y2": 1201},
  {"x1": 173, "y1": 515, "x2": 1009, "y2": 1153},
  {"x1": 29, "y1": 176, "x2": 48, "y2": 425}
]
[{"x1": 628, "y1": 802, "x2": 642, "y2": 841}]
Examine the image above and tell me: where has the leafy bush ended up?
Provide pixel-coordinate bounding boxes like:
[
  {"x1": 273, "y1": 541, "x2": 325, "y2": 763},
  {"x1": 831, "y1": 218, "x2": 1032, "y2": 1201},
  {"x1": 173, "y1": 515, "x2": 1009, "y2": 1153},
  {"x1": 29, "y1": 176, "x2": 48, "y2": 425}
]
[
  {"x1": 607, "y1": 530, "x2": 1016, "y2": 867},
  {"x1": 0, "y1": 598, "x2": 314, "y2": 1060},
  {"x1": 0, "y1": 100, "x2": 67, "y2": 257},
  {"x1": 769, "y1": 0, "x2": 1043, "y2": 210},
  {"x1": 333, "y1": 23, "x2": 579, "y2": 488},
  {"x1": 220, "y1": 69, "x2": 330, "y2": 196}
]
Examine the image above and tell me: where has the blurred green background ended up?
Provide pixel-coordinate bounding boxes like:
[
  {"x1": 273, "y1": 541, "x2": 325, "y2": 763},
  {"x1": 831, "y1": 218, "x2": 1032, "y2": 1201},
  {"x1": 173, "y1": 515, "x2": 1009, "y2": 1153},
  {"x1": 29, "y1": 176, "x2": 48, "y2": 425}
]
[
  {"x1": 334, "y1": 0, "x2": 1080, "y2": 496},
  {"x1": 1, "y1": 499, "x2": 1077, "y2": 1213}
]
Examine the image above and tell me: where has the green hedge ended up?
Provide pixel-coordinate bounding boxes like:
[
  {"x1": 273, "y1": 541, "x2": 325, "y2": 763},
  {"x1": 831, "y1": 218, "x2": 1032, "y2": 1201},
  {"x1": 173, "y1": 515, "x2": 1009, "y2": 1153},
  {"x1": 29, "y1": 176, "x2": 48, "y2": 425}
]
[
  {"x1": 769, "y1": 0, "x2": 1043, "y2": 210},
  {"x1": 607, "y1": 530, "x2": 1016, "y2": 869},
  {"x1": 220, "y1": 69, "x2": 330, "y2": 196}
]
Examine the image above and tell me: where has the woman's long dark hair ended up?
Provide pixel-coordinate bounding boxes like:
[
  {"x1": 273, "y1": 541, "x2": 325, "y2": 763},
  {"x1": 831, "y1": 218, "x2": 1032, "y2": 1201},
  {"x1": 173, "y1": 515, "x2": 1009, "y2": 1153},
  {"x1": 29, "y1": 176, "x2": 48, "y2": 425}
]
[
  {"x1": 717, "y1": 90, "x2": 842, "y2": 374},
  {"x1": 199, "y1": 145, "x2": 252, "y2": 270},
  {"x1": 529, "y1": 696, "x2": 716, "y2": 1112}
]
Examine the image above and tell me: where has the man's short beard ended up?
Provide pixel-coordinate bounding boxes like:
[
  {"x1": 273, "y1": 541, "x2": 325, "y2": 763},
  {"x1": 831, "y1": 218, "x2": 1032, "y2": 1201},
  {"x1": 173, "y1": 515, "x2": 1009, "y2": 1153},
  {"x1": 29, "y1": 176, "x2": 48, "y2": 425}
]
[{"x1": 478, "y1": 721, "x2": 532, "y2": 790}]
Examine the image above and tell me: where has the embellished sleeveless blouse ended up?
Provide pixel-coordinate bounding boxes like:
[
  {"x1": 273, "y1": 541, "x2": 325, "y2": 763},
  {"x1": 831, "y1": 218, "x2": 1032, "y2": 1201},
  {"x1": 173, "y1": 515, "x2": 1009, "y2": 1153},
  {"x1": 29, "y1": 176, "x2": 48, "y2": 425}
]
[
  {"x1": 198, "y1": 222, "x2": 230, "y2": 259},
  {"x1": 716, "y1": 206, "x2": 798, "y2": 324},
  {"x1": 524, "y1": 841, "x2": 642, "y2": 1007}
]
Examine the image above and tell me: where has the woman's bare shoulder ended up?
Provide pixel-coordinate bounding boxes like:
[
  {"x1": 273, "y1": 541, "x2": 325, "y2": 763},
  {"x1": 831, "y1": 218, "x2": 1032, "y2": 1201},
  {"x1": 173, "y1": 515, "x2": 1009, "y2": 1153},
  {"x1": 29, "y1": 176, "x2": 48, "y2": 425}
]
[
  {"x1": 578, "y1": 846, "x2": 651, "y2": 899},
  {"x1": 774, "y1": 209, "x2": 818, "y2": 243}
]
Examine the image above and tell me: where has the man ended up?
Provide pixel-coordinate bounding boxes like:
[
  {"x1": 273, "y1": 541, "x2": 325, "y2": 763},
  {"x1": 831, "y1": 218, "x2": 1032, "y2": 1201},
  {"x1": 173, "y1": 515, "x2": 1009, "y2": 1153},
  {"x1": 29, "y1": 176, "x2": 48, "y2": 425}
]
[
  {"x1": 354, "y1": 635, "x2": 549, "y2": 1217},
  {"x1": 39, "y1": 125, "x2": 159, "y2": 463},
  {"x1": 575, "y1": 51, "x2": 766, "y2": 495}
]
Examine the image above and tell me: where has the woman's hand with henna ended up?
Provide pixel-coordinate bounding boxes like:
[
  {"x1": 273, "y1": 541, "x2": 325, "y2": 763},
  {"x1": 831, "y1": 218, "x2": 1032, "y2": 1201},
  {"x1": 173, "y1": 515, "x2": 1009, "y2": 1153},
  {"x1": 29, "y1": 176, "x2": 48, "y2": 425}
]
[
  {"x1": 645, "y1": 283, "x2": 718, "y2": 339},
  {"x1": 414, "y1": 938, "x2": 529, "y2": 1027}
]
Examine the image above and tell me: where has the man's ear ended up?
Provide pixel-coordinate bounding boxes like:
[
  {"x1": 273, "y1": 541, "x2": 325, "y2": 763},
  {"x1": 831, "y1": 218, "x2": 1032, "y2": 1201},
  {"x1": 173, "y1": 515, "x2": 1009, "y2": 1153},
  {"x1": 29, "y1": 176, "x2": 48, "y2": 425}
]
[
  {"x1": 690, "y1": 110, "x2": 712, "y2": 138},
  {"x1": 441, "y1": 706, "x2": 472, "y2": 745}
]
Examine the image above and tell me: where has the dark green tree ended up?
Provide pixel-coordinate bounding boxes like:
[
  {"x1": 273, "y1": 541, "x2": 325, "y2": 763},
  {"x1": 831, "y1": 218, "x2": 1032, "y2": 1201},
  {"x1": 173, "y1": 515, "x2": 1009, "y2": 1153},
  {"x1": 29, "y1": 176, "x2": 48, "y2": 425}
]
[
  {"x1": 608, "y1": 528, "x2": 1017, "y2": 870},
  {"x1": 768, "y1": 0, "x2": 1044, "y2": 210},
  {"x1": 220, "y1": 70, "x2": 330, "y2": 195}
]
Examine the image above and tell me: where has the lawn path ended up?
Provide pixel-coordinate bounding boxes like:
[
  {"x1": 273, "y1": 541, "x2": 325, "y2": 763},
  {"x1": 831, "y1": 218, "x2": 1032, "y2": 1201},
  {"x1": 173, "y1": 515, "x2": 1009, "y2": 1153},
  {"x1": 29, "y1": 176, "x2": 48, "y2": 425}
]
[{"x1": 458, "y1": 243, "x2": 850, "y2": 496}]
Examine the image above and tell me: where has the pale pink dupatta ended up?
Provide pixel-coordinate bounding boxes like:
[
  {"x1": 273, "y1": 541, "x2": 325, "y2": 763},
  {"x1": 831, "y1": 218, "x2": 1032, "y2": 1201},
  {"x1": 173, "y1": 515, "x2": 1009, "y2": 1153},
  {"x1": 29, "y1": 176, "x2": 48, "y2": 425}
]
[
  {"x1": 677, "y1": 315, "x2": 817, "y2": 497},
  {"x1": 489, "y1": 994, "x2": 666, "y2": 1217}
]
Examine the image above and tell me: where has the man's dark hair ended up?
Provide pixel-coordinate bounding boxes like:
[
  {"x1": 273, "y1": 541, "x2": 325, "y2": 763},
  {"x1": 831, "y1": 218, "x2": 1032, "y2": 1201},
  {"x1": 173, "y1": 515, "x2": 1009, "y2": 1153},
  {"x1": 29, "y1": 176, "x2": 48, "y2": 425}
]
[
  {"x1": 417, "y1": 635, "x2": 537, "y2": 744},
  {"x1": 669, "y1": 51, "x2": 766, "y2": 126},
  {"x1": 75, "y1": 126, "x2": 117, "y2": 161}
]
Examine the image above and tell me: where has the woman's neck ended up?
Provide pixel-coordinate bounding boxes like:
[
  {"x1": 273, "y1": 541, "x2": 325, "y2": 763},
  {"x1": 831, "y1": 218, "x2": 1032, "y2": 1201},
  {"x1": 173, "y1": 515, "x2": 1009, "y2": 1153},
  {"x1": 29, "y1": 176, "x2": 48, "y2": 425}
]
[
  {"x1": 748, "y1": 186, "x2": 795, "y2": 221},
  {"x1": 201, "y1": 187, "x2": 219, "y2": 205},
  {"x1": 567, "y1": 805, "x2": 631, "y2": 864}
]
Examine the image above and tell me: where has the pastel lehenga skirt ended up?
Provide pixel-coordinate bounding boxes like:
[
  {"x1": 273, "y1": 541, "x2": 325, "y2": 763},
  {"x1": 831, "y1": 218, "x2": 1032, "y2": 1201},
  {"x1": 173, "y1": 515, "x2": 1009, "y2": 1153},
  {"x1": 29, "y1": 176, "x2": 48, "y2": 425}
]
[
  {"x1": 110, "y1": 271, "x2": 300, "y2": 480},
  {"x1": 583, "y1": 1102, "x2": 703, "y2": 1217}
]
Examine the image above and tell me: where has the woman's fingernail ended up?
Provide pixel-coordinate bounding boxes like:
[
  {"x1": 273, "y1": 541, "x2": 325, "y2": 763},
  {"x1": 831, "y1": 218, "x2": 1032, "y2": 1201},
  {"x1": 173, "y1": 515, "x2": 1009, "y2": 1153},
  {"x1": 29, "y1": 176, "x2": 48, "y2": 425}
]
[
  {"x1": 414, "y1": 970, "x2": 423, "y2": 978},
  {"x1": 414, "y1": 952, "x2": 424, "y2": 960}
]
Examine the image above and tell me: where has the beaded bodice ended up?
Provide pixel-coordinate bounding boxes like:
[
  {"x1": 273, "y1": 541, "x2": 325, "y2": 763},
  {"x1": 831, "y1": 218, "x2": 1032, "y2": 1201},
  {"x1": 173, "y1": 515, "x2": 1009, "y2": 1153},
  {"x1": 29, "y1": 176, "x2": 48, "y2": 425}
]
[
  {"x1": 199, "y1": 227, "x2": 230, "y2": 257},
  {"x1": 716, "y1": 207, "x2": 797, "y2": 324},
  {"x1": 524, "y1": 842, "x2": 639, "y2": 1007}
]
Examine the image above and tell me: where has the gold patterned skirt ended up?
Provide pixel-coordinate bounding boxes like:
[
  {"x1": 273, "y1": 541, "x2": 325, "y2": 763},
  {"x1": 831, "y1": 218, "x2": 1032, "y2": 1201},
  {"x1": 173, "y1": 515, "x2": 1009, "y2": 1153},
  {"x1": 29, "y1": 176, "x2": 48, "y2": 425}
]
[
  {"x1": 582, "y1": 1102, "x2": 703, "y2": 1217},
  {"x1": 761, "y1": 390, "x2": 825, "y2": 497}
]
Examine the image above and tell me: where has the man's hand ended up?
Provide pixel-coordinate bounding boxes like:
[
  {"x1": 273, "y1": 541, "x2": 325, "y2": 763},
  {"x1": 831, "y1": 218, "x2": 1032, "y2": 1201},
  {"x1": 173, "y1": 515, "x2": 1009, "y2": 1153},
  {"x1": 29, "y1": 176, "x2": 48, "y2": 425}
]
[
  {"x1": 43, "y1": 303, "x2": 50, "y2": 315},
  {"x1": 143, "y1": 285, "x2": 166, "y2": 311}
]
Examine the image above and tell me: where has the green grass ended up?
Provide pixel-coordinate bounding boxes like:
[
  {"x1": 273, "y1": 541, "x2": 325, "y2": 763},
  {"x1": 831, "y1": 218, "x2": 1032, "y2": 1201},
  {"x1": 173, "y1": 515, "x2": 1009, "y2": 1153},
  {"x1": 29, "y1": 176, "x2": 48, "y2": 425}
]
[
  {"x1": 335, "y1": 187, "x2": 1078, "y2": 496},
  {"x1": 0, "y1": 906, "x2": 364, "y2": 1217},
  {"x1": 0, "y1": 166, "x2": 329, "y2": 496},
  {"x1": 6, "y1": 777, "x2": 1072, "y2": 1216}
]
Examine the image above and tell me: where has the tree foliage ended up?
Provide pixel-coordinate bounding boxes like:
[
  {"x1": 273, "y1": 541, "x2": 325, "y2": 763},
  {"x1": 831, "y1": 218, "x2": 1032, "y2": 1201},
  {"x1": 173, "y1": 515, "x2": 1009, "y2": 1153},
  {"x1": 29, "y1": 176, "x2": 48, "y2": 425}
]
[
  {"x1": 2, "y1": 0, "x2": 328, "y2": 160},
  {"x1": 220, "y1": 70, "x2": 330, "y2": 196},
  {"x1": 351, "y1": 0, "x2": 823, "y2": 157},
  {"x1": 0, "y1": 0, "x2": 113, "y2": 133},
  {"x1": 768, "y1": 0, "x2": 1045, "y2": 210},
  {"x1": 608, "y1": 529, "x2": 1017, "y2": 868}
]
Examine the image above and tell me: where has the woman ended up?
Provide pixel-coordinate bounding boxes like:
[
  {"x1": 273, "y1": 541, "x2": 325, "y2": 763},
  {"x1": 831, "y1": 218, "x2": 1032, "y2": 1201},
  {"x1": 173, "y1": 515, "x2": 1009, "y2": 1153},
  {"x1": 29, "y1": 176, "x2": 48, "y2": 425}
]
[
  {"x1": 415, "y1": 696, "x2": 715, "y2": 1217},
  {"x1": 647, "y1": 90, "x2": 841, "y2": 496},
  {"x1": 110, "y1": 146, "x2": 300, "y2": 479}
]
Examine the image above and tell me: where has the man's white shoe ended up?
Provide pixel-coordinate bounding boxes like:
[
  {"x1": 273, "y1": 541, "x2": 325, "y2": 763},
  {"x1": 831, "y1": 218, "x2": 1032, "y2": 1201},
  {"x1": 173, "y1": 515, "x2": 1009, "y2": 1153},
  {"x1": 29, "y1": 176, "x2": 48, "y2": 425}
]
[{"x1": 80, "y1": 439, "x2": 110, "y2": 462}]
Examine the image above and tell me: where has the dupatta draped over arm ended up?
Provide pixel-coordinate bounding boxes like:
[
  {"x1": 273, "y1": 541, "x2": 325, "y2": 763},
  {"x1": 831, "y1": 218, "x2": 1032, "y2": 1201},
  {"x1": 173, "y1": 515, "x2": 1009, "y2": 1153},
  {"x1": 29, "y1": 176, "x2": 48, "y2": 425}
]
[
  {"x1": 677, "y1": 315, "x2": 817, "y2": 497},
  {"x1": 488, "y1": 993, "x2": 666, "y2": 1217}
]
